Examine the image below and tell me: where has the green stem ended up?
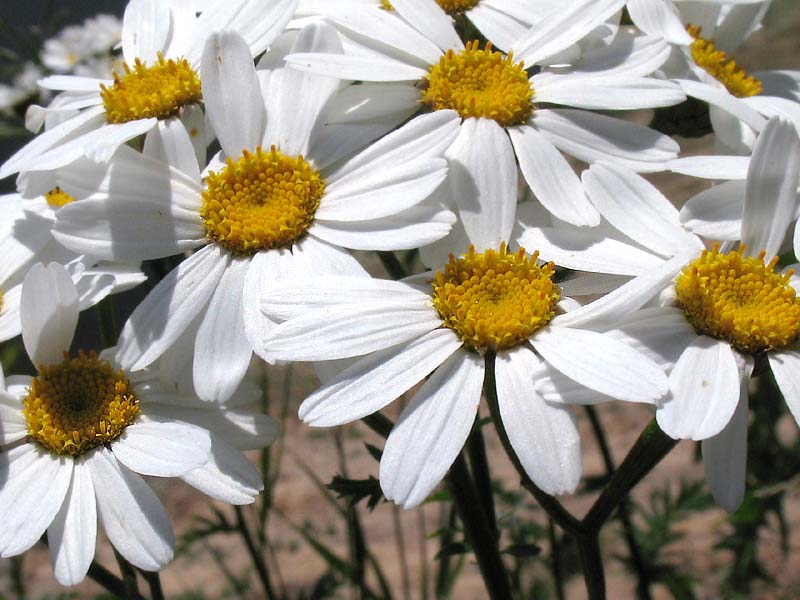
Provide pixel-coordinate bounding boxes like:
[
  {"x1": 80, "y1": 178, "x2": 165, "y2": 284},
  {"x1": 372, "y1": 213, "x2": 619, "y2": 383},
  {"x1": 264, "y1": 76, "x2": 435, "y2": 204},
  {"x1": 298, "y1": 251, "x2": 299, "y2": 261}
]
[
  {"x1": 113, "y1": 549, "x2": 141, "y2": 600},
  {"x1": 548, "y1": 519, "x2": 565, "y2": 600},
  {"x1": 378, "y1": 251, "x2": 408, "y2": 279},
  {"x1": 583, "y1": 419, "x2": 678, "y2": 531},
  {"x1": 576, "y1": 535, "x2": 606, "y2": 600},
  {"x1": 87, "y1": 560, "x2": 144, "y2": 600},
  {"x1": 467, "y1": 419, "x2": 497, "y2": 536},
  {"x1": 584, "y1": 406, "x2": 652, "y2": 600},
  {"x1": 97, "y1": 295, "x2": 117, "y2": 348},
  {"x1": 140, "y1": 570, "x2": 165, "y2": 600},
  {"x1": 446, "y1": 454, "x2": 513, "y2": 600},
  {"x1": 235, "y1": 506, "x2": 278, "y2": 600}
]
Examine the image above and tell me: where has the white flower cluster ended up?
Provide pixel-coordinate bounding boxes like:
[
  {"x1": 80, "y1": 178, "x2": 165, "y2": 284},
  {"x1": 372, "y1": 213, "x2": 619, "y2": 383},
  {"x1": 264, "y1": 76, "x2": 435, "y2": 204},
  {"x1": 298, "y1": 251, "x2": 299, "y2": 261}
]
[{"x1": 0, "y1": 0, "x2": 798, "y2": 588}]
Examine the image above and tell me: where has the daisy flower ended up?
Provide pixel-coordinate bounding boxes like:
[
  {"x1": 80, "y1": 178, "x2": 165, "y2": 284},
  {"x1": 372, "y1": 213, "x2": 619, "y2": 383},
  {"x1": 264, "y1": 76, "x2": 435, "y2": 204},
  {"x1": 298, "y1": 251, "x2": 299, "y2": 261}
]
[
  {"x1": 285, "y1": 0, "x2": 683, "y2": 231},
  {"x1": 52, "y1": 25, "x2": 459, "y2": 404},
  {"x1": 0, "y1": 0, "x2": 297, "y2": 180},
  {"x1": 0, "y1": 262, "x2": 232, "y2": 585},
  {"x1": 40, "y1": 14, "x2": 122, "y2": 78},
  {"x1": 0, "y1": 184, "x2": 145, "y2": 344},
  {"x1": 521, "y1": 117, "x2": 800, "y2": 511},
  {"x1": 255, "y1": 193, "x2": 670, "y2": 509},
  {"x1": 636, "y1": 0, "x2": 798, "y2": 153}
]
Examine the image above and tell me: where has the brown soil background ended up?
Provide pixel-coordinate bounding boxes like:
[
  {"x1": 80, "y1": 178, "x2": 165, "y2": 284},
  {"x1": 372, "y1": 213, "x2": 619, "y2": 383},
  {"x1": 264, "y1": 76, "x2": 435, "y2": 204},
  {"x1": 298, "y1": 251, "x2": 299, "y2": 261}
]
[{"x1": 2, "y1": 4, "x2": 800, "y2": 599}]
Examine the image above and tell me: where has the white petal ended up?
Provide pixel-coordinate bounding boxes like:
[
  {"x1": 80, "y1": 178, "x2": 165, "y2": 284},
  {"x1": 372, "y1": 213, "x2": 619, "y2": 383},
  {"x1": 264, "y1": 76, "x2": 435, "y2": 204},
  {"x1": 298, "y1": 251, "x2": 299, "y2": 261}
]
[
  {"x1": 467, "y1": 4, "x2": 530, "y2": 51},
  {"x1": 310, "y1": 204, "x2": 455, "y2": 251},
  {"x1": 388, "y1": 0, "x2": 463, "y2": 52},
  {"x1": 769, "y1": 348, "x2": 800, "y2": 428},
  {"x1": 116, "y1": 245, "x2": 228, "y2": 371},
  {"x1": 37, "y1": 76, "x2": 108, "y2": 92},
  {"x1": 112, "y1": 420, "x2": 211, "y2": 477},
  {"x1": 512, "y1": 0, "x2": 626, "y2": 66},
  {"x1": 702, "y1": 391, "x2": 748, "y2": 513},
  {"x1": 741, "y1": 117, "x2": 800, "y2": 260},
  {"x1": 518, "y1": 226, "x2": 663, "y2": 276},
  {"x1": 21, "y1": 263, "x2": 79, "y2": 366},
  {"x1": 534, "y1": 108, "x2": 679, "y2": 171},
  {"x1": 583, "y1": 162, "x2": 703, "y2": 256},
  {"x1": 679, "y1": 180, "x2": 745, "y2": 240},
  {"x1": 87, "y1": 447, "x2": 173, "y2": 571},
  {"x1": 667, "y1": 155, "x2": 750, "y2": 180},
  {"x1": 677, "y1": 79, "x2": 767, "y2": 134},
  {"x1": 495, "y1": 348, "x2": 581, "y2": 494},
  {"x1": 193, "y1": 257, "x2": 252, "y2": 403},
  {"x1": 0, "y1": 391, "x2": 27, "y2": 444},
  {"x1": 143, "y1": 119, "x2": 201, "y2": 181},
  {"x1": 0, "y1": 446, "x2": 72, "y2": 557},
  {"x1": 181, "y1": 435, "x2": 263, "y2": 505},
  {"x1": 657, "y1": 336, "x2": 740, "y2": 441},
  {"x1": 243, "y1": 250, "x2": 287, "y2": 362},
  {"x1": 380, "y1": 350, "x2": 483, "y2": 509},
  {"x1": 532, "y1": 325, "x2": 668, "y2": 403},
  {"x1": 264, "y1": 297, "x2": 441, "y2": 361},
  {"x1": 446, "y1": 118, "x2": 517, "y2": 249},
  {"x1": 627, "y1": 0, "x2": 694, "y2": 45},
  {"x1": 48, "y1": 460, "x2": 96, "y2": 586},
  {"x1": 510, "y1": 125, "x2": 599, "y2": 227},
  {"x1": 299, "y1": 328, "x2": 462, "y2": 426},
  {"x1": 285, "y1": 53, "x2": 426, "y2": 82},
  {"x1": 552, "y1": 31, "x2": 671, "y2": 80},
  {"x1": 534, "y1": 77, "x2": 684, "y2": 110},
  {"x1": 122, "y1": 0, "x2": 171, "y2": 64},
  {"x1": 201, "y1": 32, "x2": 266, "y2": 158}
]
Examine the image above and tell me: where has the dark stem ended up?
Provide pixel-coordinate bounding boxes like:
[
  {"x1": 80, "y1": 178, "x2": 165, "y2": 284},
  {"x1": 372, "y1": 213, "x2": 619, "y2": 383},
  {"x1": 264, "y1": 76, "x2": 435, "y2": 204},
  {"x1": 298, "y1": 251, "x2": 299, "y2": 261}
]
[
  {"x1": 467, "y1": 420, "x2": 497, "y2": 536},
  {"x1": 446, "y1": 454, "x2": 512, "y2": 600},
  {"x1": 378, "y1": 251, "x2": 408, "y2": 279},
  {"x1": 418, "y1": 507, "x2": 430, "y2": 600},
  {"x1": 113, "y1": 549, "x2": 141, "y2": 600},
  {"x1": 235, "y1": 506, "x2": 278, "y2": 600},
  {"x1": 97, "y1": 295, "x2": 118, "y2": 348},
  {"x1": 584, "y1": 406, "x2": 652, "y2": 600},
  {"x1": 576, "y1": 534, "x2": 606, "y2": 600},
  {"x1": 548, "y1": 519, "x2": 565, "y2": 600},
  {"x1": 87, "y1": 560, "x2": 144, "y2": 600},
  {"x1": 392, "y1": 504, "x2": 412, "y2": 600},
  {"x1": 140, "y1": 570, "x2": 165, "y2": 600},
  {"x1": 583, "y1": 419, "x2": 678, "y2": 530}
]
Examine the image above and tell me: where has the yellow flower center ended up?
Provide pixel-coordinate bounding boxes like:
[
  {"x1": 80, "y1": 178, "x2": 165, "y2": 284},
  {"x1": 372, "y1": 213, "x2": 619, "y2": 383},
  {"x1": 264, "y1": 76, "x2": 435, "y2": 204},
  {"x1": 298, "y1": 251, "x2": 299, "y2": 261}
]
[
  {"x1": 431, "y1": 243, "x2": 560, "y2": 353},
  {"x1": 435, "y1": 0, "x2": 480, "y2": 15},
  {"x1": 675, "y1": 246, "x2": 800, "y2": 354},
  {"x1": 421, "y1": 41, "x2": 534, "y2": 127},
  {"x1": 100, "y1": 53, "x2": 202, "y2": 124},
  {"x1": 201, "y1": 146, "x2": 325, "y2": 256},
  {"x1": 44, "y1": 186, "x2": 75, "y2": 208},
  {"x1": 0, "y1": 289, "x2": 4, "y2": 314},
  {"x1": 23, "y1": 351, "x2": 140, "y2": 456},
  {"x1": 687, "y1": 25, "x2": 762, "y2": 98},
  {"x1": 379, "y1": 0, "x2": 394, "y2": 9}
]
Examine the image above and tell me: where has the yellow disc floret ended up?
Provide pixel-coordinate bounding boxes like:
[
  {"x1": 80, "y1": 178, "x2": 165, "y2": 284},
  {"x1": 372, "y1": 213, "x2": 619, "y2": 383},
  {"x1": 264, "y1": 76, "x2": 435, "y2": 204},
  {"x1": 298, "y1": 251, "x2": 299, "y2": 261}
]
[
  {"x1": 23, "y1": 350, "x2": 140, "y2": 456},
  {"x1": 421, "y1": 41, "x2": 534, "y2": 127},
  {"x1": 44, "y1": 187, "x2": 75, "y2": 208},
  {"x1": 675, "y1": 246, "x2": 800, "y2": 354},
  {"x1": 201, "y1": 146, "x2": 325, "y2": 256},
  {"x1": 379, "y1": 0, "x2": 394, "y2": 9},
  {"x1": 100, "y1": 53, "x2": 202, "y2": 123},
  {"x1": 431, "y1": 243, "x2": 560, "y2": 353},
  {"x1": 687, "y1": 25, "x2": 762, "y2": 98},
  {"x1": 435, "y1": 0, "x2": 480, "y2": 15}
]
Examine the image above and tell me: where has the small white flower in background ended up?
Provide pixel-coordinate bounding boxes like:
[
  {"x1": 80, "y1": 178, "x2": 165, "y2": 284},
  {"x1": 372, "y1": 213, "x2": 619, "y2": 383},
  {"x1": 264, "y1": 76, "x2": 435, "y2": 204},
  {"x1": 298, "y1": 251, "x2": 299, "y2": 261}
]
[
  {"x1": 0, "y1": 63, "x2": 46, "y2": 114},
  {"x1": 40, "y1": 14, "x2": 122, "y2": 78},
  {"x1": 51, "y1": 25, "x2": 459, "y2": 405},
  {"x1": 256, "y1": 182, "x2": 670, "y2": 509},
  {"x1": 0, "y1": 183, "x2": 146, "y2": 344},
  {"x1": 286, "y1": 0, "x2": 684, "y2": 234},
  {"x1": 0, "y1": 0, "x2": 298, "y2": 180},
  {"x1": 521, "y1": 117, "x2": 800, "y2": 511},
  {"x1": 0, "y1": 262, "x2": 276, "y2": 586}
]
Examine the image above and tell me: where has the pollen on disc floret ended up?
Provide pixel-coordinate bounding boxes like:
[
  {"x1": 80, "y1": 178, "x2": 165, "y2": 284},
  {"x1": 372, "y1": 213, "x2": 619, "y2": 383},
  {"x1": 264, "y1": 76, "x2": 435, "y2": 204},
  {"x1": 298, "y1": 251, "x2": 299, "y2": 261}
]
[
  {"x1": 431, "y1": 243, "x2": 560, "y2": 353},
  {"x1": 421, "y1": 41, "x2": 534, "y2": 128},
  {"x1": 435, "y1": 0, "x2": 480, "y2": 15},
  {"x1": 44, "y1": 186, "x2": 75, "y2": 209},
  {"x1": 100, "y1": 53, "x2": 202, "y2": 123},
  {"x1": 23, "y1": 350, "x2": 140, "y2": 456},
  {"x1": 201, "y1": 146, "x2": 326, "y2": 256},
  {"x1": 686, "y1": 25, "x2": 762, "y2": 98},
  {"x1": 675, "y1": 245, "x2": 800, "y2": 354}
]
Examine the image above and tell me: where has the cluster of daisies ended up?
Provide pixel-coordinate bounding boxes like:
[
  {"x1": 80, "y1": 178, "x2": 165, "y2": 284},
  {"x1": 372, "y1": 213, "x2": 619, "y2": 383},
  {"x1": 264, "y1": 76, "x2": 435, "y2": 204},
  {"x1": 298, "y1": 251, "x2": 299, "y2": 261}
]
[{"x1": 0, "y1": 0, "x2": 799, "y2": 588}]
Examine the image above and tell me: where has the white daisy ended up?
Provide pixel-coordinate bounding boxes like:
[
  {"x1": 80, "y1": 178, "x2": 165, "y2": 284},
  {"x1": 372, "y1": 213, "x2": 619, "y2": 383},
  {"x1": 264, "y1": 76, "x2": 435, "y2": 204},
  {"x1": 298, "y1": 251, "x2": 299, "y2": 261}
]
[
  {"x1": 40, "y1": 14, "x2": 122, "y2": 78},
  {"x1": 0, "y1": 0, "x2": 298, "y2": 180},
  {"x1": 285, "y1": 0, "x2": 683, "y2": 231},
  {"x1": 0, "y1": 262, "x2": 221, "y2": 585},
  {"x1": 521, "y1": 117, "x2": 800, "y2": 511},
  {"x1": 51, "y1": 25, "x2": 459, "y2": 404},
  {"x1": 0, "y1": 184, "x2": 146, "y2": 344},
  {"x1": 256, "y1": 194, "x2": 670, "y2": 509}
]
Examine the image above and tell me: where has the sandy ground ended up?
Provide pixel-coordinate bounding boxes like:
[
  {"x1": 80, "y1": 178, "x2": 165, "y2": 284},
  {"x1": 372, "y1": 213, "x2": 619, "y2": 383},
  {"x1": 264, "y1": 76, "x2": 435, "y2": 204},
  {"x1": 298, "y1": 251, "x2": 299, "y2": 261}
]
[{"x1": 2, "y1": 5, "x2": 800, "y2": 600}]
